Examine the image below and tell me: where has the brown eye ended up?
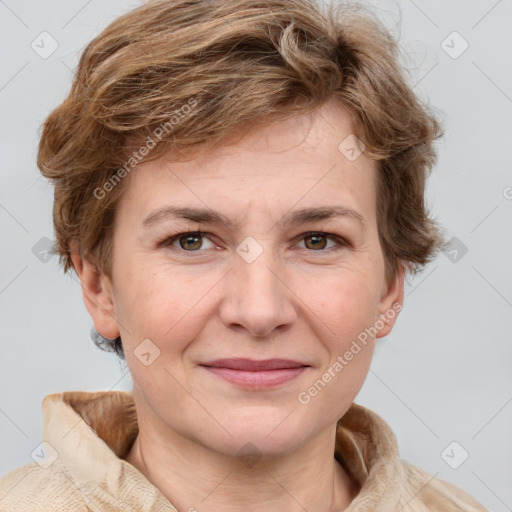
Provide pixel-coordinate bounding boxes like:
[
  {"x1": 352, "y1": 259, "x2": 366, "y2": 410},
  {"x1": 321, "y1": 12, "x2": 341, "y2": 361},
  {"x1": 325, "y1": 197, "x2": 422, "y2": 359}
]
[
  {"x1": 297, "y1": 232, "x2": 347, "y2": 252},
  {"x1": 165, "y1": 232, "x2": 215, "y2": 251},
  {"x1": 178, "y1": 234, "x2": 203, "y2": 250},
  {"x1": 304, "y1": 233, "x2": 328, "y2": 250}
]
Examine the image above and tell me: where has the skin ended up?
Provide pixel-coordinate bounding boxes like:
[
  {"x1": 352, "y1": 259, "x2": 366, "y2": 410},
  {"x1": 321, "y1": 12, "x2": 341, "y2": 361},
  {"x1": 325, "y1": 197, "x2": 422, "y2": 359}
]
[{"x1": 71, "y1": 98, "x2": 404, "y2": 512}]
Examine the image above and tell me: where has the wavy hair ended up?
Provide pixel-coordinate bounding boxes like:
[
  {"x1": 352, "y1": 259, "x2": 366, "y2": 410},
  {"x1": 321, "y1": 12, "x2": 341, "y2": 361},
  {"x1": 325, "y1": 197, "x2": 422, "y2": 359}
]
[{"x1": 37, "y1": 0, "x2": 446, "y2": 355}]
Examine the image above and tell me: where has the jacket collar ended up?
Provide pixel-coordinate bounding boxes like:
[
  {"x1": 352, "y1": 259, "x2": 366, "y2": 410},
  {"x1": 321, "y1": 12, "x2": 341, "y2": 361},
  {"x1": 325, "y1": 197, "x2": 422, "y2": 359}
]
[{"x1": 42, "y1": 391, "x2": 403, "y2": 511}]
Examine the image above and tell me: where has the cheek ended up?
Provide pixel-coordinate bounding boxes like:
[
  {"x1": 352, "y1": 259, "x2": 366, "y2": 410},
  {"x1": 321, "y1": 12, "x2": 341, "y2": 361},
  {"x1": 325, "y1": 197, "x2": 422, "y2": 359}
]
[
  {"x1": 113, "y1": 261, "x2": 220, "y2": 351},
  {"x1": 314, "y1": 267, "x2": 381, "y2": 341},
  {"x1": 306, "y1": 267, "x2": 380, "y2": 398},
  {"x1": 296, "y1": 274, "x2": 378, "y2": 421}
]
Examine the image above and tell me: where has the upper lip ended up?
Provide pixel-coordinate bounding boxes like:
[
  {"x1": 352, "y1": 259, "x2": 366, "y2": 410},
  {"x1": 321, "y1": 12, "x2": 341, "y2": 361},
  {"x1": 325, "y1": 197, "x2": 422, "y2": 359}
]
[{"x1": 200, "y1": 358, "x2": 309, "y2": 371}]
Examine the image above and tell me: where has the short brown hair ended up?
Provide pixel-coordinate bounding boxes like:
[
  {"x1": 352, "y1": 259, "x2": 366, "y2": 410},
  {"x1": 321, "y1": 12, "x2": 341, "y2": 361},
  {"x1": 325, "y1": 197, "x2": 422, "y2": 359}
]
[{"x1": 38, "y1": 0, "x2": 446, "y2": 287}]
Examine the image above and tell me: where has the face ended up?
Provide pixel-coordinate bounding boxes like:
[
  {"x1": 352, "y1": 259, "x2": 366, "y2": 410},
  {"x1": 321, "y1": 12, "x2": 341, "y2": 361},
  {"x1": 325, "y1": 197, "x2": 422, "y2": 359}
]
[{"x1": 77, "y1": 99, "x2": 403, "y2": 458}]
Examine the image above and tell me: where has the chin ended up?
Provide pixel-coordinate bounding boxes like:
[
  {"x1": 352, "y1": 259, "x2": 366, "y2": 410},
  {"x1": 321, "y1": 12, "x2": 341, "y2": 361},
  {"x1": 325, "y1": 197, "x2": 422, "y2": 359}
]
[
  {"x1": 209, "y1": 433, "x2": 306, "y2": 462},
  {"x1": 204, "y1": 410, "x2": 316, "y2": 459}
]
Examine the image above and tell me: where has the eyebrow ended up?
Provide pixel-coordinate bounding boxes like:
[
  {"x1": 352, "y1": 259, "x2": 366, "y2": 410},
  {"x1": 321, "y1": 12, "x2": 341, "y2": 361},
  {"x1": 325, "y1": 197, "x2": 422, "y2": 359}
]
[{"x1": 142, "y1": 205, "x2": 367, "y2": 230}]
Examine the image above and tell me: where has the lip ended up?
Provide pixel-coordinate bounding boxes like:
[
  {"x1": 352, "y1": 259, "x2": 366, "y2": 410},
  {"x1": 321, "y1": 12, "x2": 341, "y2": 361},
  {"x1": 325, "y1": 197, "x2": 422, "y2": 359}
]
[
  {"x1": 201, "y1": 358, "x2": 307, "y2": 371},
  {"x1": 200, "y1": 358, "x2": 310, "y2": 389}
]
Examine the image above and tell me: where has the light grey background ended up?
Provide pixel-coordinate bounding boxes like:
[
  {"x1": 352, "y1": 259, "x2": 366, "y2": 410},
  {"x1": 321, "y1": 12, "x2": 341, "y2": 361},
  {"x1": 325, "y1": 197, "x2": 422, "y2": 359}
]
[{"x1": 1, "y1": 1, "x2": 511, "y2": 510}]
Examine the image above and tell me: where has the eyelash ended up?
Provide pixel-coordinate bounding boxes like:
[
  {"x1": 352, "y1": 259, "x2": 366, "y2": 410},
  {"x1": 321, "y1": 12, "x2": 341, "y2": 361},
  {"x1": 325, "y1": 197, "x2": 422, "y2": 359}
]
[{"x1": 159, "y1": 231, "x2": 349, "y2": 255}]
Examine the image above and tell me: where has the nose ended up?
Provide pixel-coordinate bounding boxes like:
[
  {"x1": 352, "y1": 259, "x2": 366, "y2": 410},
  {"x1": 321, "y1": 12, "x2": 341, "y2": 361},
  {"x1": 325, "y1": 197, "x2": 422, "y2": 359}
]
[{"x1": 218, "y1": 246, "x2": 297, "y2": 338}]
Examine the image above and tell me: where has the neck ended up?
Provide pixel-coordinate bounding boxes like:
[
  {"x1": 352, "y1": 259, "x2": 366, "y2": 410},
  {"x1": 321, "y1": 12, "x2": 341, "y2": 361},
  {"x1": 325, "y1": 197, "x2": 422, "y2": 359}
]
[{"x1": 124, "y1": 412, "x2": 359, "y2": 512}]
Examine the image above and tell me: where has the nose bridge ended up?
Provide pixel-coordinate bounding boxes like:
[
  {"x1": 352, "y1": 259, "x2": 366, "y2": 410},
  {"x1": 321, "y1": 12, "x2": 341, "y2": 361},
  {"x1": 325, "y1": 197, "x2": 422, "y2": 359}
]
[
  {"x1": 238, "y1": 248, "x2": 280, "y2": 300},
  {"x1": 220, "y1": 238, "x2": 296, "y2": 336}
]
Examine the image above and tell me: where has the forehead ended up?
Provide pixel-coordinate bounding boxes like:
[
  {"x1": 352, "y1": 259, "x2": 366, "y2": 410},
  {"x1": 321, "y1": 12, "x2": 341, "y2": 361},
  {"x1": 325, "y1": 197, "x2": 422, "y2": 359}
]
[{"x1": 118, "y1": 100, "x2": 378, "y2": 223}]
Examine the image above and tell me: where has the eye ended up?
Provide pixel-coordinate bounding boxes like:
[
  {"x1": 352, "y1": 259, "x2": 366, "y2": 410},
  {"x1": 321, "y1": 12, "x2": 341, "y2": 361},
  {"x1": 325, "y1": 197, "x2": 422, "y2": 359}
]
[
  {"x1": 165, "y1": 231, "x2": 216, "y2": 251},
  {"x1": 160, "y1": 230, "x2": 348, "y2": 254},
  {"x1": 297, "y1": 232, "x2": 346, "y2": 251}
]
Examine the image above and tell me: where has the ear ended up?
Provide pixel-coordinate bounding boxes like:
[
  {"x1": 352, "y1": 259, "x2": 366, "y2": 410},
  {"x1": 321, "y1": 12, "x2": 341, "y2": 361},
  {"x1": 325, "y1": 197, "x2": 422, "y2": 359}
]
[
  {"x1": 375, "y1": 264, "x2": 405, "y2": 339},
  {"x1": 70, "y1": 242, "x2": 120, "y2": 340}
]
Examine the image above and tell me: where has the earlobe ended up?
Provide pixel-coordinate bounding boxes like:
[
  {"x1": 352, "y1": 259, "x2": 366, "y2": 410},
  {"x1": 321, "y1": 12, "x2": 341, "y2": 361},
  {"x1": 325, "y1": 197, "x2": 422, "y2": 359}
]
[
  {"x1": 375, "y1": 264, "x2": 405, "y2": 339},
  {"x1": 70, "y1": 244, "x2": 120, "y2": 340}
]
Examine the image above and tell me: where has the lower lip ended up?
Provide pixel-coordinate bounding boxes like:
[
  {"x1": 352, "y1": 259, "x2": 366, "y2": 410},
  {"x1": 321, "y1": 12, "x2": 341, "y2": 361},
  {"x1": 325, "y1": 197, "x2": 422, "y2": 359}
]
[{"x1": 202, "y1": 366, "x2": 308, "y2": 388}]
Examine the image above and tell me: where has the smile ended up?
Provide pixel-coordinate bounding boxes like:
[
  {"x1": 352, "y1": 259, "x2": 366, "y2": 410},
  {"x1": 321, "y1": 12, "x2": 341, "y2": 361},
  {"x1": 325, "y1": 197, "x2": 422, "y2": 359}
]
[{"x1": 200, "y1": 358, "x2": 310, "y2": 389}]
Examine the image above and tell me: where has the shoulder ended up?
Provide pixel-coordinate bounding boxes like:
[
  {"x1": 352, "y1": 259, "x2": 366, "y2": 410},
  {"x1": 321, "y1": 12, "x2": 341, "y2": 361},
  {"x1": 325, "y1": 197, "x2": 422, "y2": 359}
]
[
  {"x1": 0, "y1": 461, "x2": 88, "y2": 512},
  {"x1": 398, "y1": 459, "x2": 488, "y2": 511}
]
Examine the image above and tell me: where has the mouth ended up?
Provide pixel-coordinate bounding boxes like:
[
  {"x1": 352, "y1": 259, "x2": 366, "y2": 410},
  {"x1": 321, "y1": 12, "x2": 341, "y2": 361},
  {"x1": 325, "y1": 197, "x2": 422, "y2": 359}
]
[{"x1": 199, "y1": 358, "x2": 310, "y2": 388}]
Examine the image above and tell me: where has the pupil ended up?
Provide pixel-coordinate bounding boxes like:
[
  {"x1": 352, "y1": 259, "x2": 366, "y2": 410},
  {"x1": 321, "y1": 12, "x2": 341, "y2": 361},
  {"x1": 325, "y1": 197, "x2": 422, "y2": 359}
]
[
  {"x1": 178, "y1": 234, "x2": 327, "y2": 251},
  {"x1": 308, "y1": 235, "x2": 326, "y2": 250},
  {"x1": 182, "y1": 235, "x2": 201, "y2": 250}
]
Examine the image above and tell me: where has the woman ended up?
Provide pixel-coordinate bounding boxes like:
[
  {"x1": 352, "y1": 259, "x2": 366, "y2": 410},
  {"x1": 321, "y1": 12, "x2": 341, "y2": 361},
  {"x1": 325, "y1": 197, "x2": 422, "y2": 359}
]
[{"x1": 0, "y1": 0, "x2": 488, "y2": 510}]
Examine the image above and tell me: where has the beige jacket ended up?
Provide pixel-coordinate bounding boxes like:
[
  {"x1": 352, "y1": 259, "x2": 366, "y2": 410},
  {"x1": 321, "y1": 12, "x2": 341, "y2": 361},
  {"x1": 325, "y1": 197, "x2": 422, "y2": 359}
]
[{"x1": 0, "y1": 391, "x2": 488, "y2": 511}]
